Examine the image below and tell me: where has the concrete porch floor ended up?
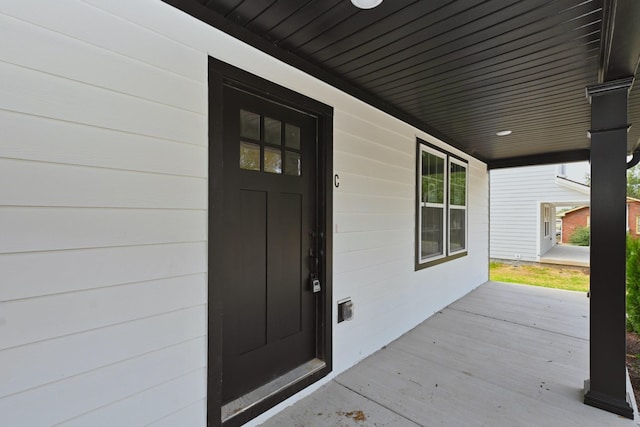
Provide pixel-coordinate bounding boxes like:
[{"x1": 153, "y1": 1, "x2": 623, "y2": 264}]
[
  {"x1": 540, "y1": 244, "x2": 590, "y2": 268},
  {"x1": 260, "y1": 282, "x2": 638, "y2": 427}
]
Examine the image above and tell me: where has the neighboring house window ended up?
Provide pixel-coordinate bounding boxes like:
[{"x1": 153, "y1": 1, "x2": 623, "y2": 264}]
[
  {"x1": 416, "y1": 139, "x2": 468, "y2": 269},
  {"x1": 636, "y1": 215, "x2": 640, "y2": 234},
  {"x1": 543, "y1": 205, "x2": 550, "y2": 238}
]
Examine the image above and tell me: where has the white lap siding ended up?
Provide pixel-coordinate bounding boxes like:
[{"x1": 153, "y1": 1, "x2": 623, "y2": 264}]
[
  {"x1": 490, "y1": 165, "x2": 588, "y2": 262},
  {"x1": 0, "y1": 0, "x2": 488, "y2": 425},
  {"x1": 0, "y1": 1, "x2": 207, "y2": 425}
]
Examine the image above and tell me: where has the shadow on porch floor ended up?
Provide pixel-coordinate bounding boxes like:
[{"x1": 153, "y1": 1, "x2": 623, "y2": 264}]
[{"x1": 260, "y1": 281, "x2": 638, "y2": 426}]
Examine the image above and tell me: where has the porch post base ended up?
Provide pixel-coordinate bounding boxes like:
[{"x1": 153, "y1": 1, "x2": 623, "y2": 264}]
[{"x1": 584, "y1": 380, "x2": 634, "y2": 419}]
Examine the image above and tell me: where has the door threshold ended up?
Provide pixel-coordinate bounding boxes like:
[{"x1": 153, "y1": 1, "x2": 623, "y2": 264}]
[{"x1": 222, "y1": 358, "x2": 326, "y2": 423}]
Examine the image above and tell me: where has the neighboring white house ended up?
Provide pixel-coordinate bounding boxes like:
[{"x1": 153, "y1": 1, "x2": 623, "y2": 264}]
[
  {"x1": 0, "y1": 2, "x2": 488, "y2": 426},
  {"x1": 490, "y1": 164, "x2": 589, "y2": 263}
]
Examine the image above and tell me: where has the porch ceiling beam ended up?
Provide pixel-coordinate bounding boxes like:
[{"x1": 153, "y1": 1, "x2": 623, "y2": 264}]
[
  {"x1": 599, "y1": 0, "x2": 640, "y2": 83},
  {"x1": 487, "y1": 149, "x2": 590, "y2": 170},
  {"x1": 597, "y1": 0, "x2": 640, "y2": 155}
]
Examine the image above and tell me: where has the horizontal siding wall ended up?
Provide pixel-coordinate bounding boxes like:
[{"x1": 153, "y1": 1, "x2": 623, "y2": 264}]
[
  {"x1": 1, "y1": 0, "x2": 489, "y2": 426},
  {"x1": 0, "y1": 0, "x2": 208, "y2": 425},
  {"x1": 331, "y1": 110, "x2": 489, "y2": 373},
  {"x1": 490, "y1": 165, "x2": 589, "y2": 262}
]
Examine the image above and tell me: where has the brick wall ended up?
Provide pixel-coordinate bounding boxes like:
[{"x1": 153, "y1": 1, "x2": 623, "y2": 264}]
[
  {"x1": 561, "y1": 207, "x2": 589, "y2": 243},
  {"x1": 562, "y1": 201, "x2": 640, "y2": 242},
  {"x1": 629, "y1": 201, "x2": 640, "y2": 238}
]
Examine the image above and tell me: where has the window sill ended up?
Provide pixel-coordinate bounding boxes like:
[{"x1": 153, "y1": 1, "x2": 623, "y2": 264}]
[{"x1": 415, "y1": 251, "x2": 467, "y2": 271}]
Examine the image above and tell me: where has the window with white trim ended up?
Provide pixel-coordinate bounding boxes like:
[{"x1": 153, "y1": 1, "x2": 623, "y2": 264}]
[
  {"x1": 416, "y1": 140, "x2": 468, "y2": 269},
  {"x1": 543, "y1": 205, "x2": 551, "y2": 238}
]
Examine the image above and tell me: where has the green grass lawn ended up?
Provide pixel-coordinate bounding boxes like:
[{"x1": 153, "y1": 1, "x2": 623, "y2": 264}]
[{"x1": 489, "y1": 261, "x2": 589, "y2": 292}]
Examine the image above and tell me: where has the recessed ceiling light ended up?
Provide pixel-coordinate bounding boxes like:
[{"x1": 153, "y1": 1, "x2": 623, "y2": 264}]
[
  {"x1": 496, "y1": 130, "x2": 512, "y2": 136},
  {"x1": 351, "y1": 0, "x2": 383, "y2": 9}
]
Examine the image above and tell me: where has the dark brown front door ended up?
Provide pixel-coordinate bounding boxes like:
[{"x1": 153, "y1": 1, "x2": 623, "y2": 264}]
[{"x1": 220, "y1": 85, "x2": 319, "y2": 403}]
